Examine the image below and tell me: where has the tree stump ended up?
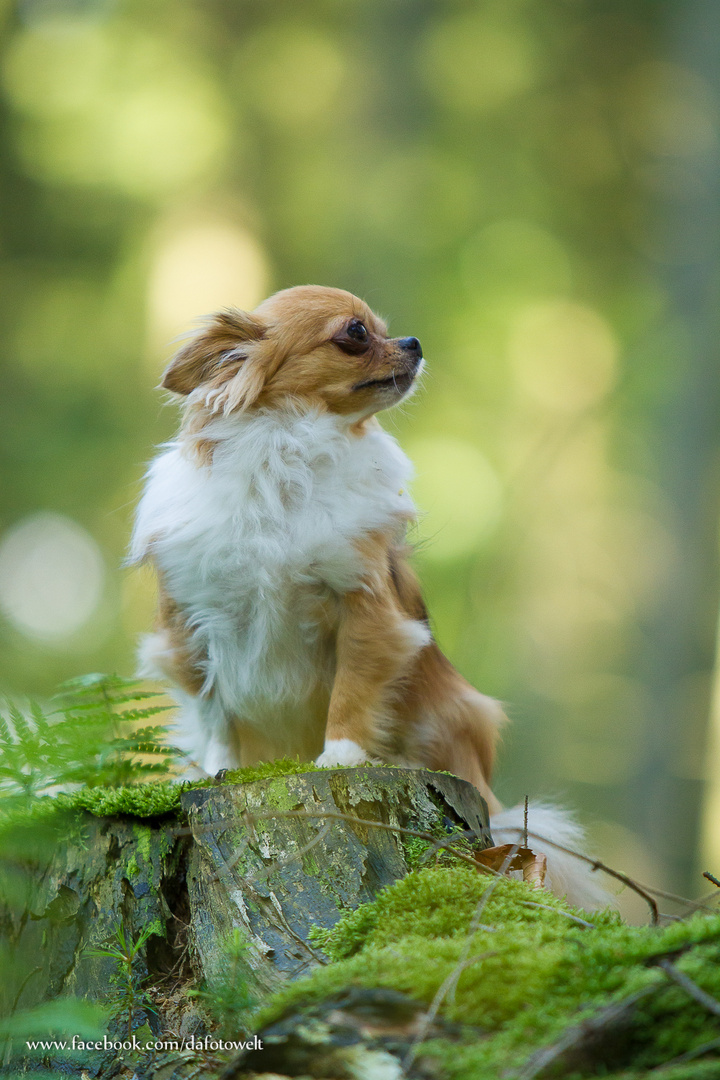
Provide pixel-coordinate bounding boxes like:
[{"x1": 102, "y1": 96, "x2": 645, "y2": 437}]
[
  {"x1": 183, "y1": 767, "x2": 492, "y2": 993},
  {"x1": 10, "y1": 767, "x2": 492, "y2": 1025}
]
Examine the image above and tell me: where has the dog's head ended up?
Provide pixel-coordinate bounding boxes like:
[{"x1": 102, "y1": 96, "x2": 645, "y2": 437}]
[{"x1": 161, "y1": 285, "x2": 423, "y2": 420}]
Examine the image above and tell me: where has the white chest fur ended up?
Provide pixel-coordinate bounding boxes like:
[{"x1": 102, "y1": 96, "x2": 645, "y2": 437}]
[{"x1": 131, "y1": 408, "x2": 416, "y2": 730}]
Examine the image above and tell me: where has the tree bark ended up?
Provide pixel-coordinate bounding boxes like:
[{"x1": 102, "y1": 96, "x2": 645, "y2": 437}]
[{"x1": 10, "y1": 767, "x2": 492, "y2": 1029}]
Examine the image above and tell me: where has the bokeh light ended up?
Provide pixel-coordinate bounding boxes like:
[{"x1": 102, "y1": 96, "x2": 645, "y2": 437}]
[
  {"x1": 0, "y1": 513, "x2": 105, "y2": 643},
  {"x1": 461, "y1": 220, "x2": 573, "y2": 302},
  {"x1": 409, "y1": 437, "x2": 503, "y2": 561},
  {"x1": 1, "y1": 0, "x2": 719, "y2": 899},
  {"x1": 147, "y1": 219, "x2": 271, "y2": 353},
  {"x1": 509, "y1": 301, "x2": 618, "y2": 412},
  {"x1": 420, "y1": 10, "x2": 537, "y2": 114},
  {"x1": 233, "y1": 25, "x2": 345, "y2": 126},
  {"x1": 2, "y1": 19, "x2": 229, "y2": 196}
]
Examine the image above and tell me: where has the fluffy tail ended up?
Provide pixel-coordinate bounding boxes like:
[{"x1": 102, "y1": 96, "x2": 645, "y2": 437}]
[{"x1": 490, "y1": 802, "x2": 613, "y2": 911}]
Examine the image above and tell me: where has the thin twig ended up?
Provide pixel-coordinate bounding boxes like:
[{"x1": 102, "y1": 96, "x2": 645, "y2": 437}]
[
  {"x1": 187, "y1": 810, "x2": 329, "y2": 966},
  {"x1": 641, "y1": 883, "x2": 717, "y2": 912},
  {"x1": 496, "y1": 821, "x2": 711, "y2": 919},
  {"x1": 401, "y1": 952, "x2": 496, "y2": 1073},
  {"x1": 656, "y1": 957, "x2": 720, "y2": 1018},
  {"x1": 10, "y1": 965, "x2": 42, "y2": 1015},
  {"x1": 181, "y1": 808, "x2": 488, "y2": 872},
  {"x1": 239, "y1": 871, "x2": 329, "y2": 967},
  {"x1": 236, "y1": 823, "x2": 333, "y2": 885},
  {"x1": 516, "y1": 826, "x2": 660, "y2": 924},
  {"x1": 687, "y1": 888, "x2": 720, "y2": 912},
  {"x1": 448, "y1": 844, "x2": 518, "y2": 1002},
  {"x1": 703, "y1": 871, "x2": 720, "y2": 889},
  {"x1": 654, "y1": 1034, "x2": 720, "y2": 1071},
  {"x1": 519, "y1": 900, "x2": 595, "y2": 929},
  {"x1": 402, "y1": 843, "x2": 519, "y2": 1073},
  {"x1": 180, "y1": 804, "x2": 701, "y2": 925},
  {"x1": 515, "y1": 983, "x2": 659, "y2": 1080},
  {"x1": 219, "y1": 836, "x2": 251, "y2": 873}
]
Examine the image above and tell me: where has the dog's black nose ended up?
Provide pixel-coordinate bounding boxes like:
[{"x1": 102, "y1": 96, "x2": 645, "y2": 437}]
[{"x1": 398, "y1": 337, "x2": 422, "y2": 357}]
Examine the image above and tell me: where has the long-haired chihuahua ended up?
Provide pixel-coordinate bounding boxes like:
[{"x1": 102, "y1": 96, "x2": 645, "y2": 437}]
[{"x1": 130, "y1": 285, "x2": 609, "y2": 908}]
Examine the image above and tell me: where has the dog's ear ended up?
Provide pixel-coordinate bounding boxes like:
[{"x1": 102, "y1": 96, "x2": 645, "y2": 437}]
[{"x1": 161, "y1": 309, "x2": 267, "y2": 398}]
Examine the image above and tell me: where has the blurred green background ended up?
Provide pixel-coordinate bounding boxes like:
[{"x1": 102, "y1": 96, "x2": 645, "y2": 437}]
[{"x1": 1, "y1": 0, "x2": 719, "y2": 908}]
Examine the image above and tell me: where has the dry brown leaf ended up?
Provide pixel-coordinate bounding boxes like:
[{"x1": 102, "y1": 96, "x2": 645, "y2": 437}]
[
  {"x1": 474, "y1": 844, "x2": 548, "y2": 888},
  {"x1": 523, "y1": 851, "x2": 547, "y2": 889}
]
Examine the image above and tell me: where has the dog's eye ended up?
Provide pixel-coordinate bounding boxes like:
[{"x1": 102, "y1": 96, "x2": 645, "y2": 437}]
[
  {"x1": 347, "y1": 320, "x2": 368, "y2": 342},
  {"x1": 333, "y1": 319, "x2": 371, "y2": 355}
]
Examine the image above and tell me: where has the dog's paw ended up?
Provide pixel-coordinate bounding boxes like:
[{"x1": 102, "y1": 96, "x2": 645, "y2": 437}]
[{"x1": 316, "y1": 738, "x2": 371, "y2": 767}]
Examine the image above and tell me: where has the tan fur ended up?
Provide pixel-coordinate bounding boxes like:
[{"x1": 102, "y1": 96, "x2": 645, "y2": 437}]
[
  {"x1": 162, "y1": 309, "x2": 266, "y2": 397},
  {"x1": 152, "y1": 285, "x2": 507, "y2": 800},
  {"x1": 154, "y1": 577, "x2": 206, "y2": 696},
  {"x1": 162, "y1": 287, "x2": 416, "y2": 426},
  {"x1": 325, "y1": 530, "x2": 426, "y2": 751},
  {"x1": 323, "y1": 529, "x2": 506, "y2": 805}
]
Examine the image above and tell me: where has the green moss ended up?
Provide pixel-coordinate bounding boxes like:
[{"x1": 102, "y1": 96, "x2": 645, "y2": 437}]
[
  {"x1": 131, "y1": 822, "x2": 154, "y2": 865},
  {"x1": 52, "y1": 758, "x2": 330, "y2": 820},
  {"x1": 308, "y1": 900, "x2": 379, "y2": 959},
  {"x1": 611, "y1": 1064, "x2": 720, "y2": 1080},
  {"x1": 4, "y1": 759, "x2": 408, "y2": 829},
  {"x1": 58, "y1": 781, "x2": 183, "y2": 819},
  {"x1": 190, "y1": 757, "x2": 402, "y2": 791},
  {"x1": 191, "y1": 757, "x2": 320, "y2": 789},
  {"x1": 144, "y1": 918, "x2": 164, "y2": 939},
  {"x1": 260, "y1": 868, "x2": 720, "y2": 1078},
  {"x1": 399, "y1": 820, "x2": 474, "y2": 871},
  {"x1": 123, "y1": 821, "x2": 175, "y2": 882}
]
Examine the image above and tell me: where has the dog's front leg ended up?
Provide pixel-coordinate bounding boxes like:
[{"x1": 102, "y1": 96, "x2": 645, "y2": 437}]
[{"x1": 316, "y1": 583, "x2": 431, "y2": 767}]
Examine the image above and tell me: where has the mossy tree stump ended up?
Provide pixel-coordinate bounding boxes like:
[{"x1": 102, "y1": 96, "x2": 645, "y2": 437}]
[
  {"x1": 10, "y1": 769, "x2": 720, "y2": 1079},
  {"x1": 10, "y1": 767, "x2": 492, "y2": 1027},
  {"x1": 183, "y1": 767, "x2": 492, "y2": 994}
]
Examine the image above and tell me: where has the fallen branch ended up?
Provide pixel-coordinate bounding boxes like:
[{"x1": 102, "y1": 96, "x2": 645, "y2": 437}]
[
  {"x1": 180, "y1": 807, "x2": 491, "y2": 874},
  {"x1": 181, "y1": 806, "x2": 675, "y2": 924},
  {"x1": 495, "y1": 822, "x2": 717, "y2": 920},
  {"x1": 518, "y1": 900, "x2": 595, "y2": 929},
  {"x1": 514, "y1": 983, "x2": 660, "y2": 1080},
  {"x1": 518, "y1": 827, "x2": 660, "y2": 924},
  {"x1": 686, "y1": 888, "x2": 720, "y2": 914},
  {"x1": 403, "y1": 844, "x2": 521, "y2": 1072},
  {"x1": 234, "y1": 822, "x2": 333, "y2": 886},
  {"x1": 655, "y1": 957, "x2": 720, "y2": 1019},
  {"x1": 656, "y1": 1034, "x2": 720, "y2": 1071},
  {"x1": 640, "y1": 882, "x2": 718, "y2": 914}
]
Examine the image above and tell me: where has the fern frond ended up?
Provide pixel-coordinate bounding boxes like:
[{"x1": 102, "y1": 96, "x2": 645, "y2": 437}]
[
  {"x1": 7, "y1": 702, "x2": 32, "y2": 746},
  {"x1": 0, "y1": 674, "x2": 183, "y2": 800},
  {"x1": 113, "y1": 706, "x2": 171, "y2": 724},
  {"x1": 53, "y1": 692, "x2": 166, "y2": 715}
]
